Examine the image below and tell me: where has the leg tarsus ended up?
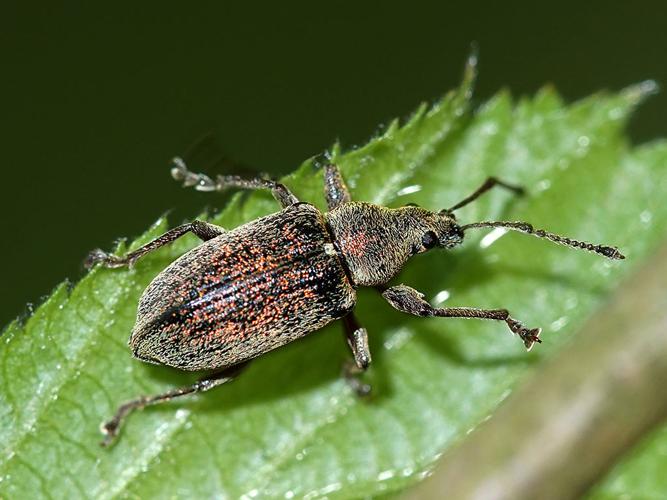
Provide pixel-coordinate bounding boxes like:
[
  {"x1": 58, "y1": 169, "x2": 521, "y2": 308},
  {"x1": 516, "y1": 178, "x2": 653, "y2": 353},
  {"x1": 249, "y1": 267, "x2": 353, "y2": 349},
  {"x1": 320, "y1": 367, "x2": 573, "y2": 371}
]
[
  {"x1": 85, "y1": 220, "x2": 224, "y2": 270},
  {"x1": 341, "y1": 313, "x2": 372, "y2": 396},
  {"x1": 172, "y1": 156, "x2": 298, "y2": 208},
  {"x1": 447, "y1": 176, "x2": 525, "y2": 213},
  {"x1": 323, "y1": 164, "x2": 352, "y2": 210},
  {"x1": 382, "y1": 284, "x2": 541, "y2": 350},
  {"x1": 100, "y1": 362, "x2": 249, "y2": 447},
  {"x1": 344, "y1": 313, "x2": 371, "y2": 370}
]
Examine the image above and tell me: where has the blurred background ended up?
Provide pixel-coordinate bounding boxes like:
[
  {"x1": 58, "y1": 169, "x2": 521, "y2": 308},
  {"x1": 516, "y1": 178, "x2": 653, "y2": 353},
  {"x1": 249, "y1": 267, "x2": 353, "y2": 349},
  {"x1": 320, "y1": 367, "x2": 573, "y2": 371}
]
[{"x1": 1, "y1": 1, "x2": 665, "y2": 326}]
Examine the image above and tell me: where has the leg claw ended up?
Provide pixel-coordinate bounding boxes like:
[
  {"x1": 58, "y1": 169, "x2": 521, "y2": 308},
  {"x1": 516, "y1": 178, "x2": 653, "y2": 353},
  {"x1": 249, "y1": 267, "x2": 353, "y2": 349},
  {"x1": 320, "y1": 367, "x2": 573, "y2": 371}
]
[
  {"x1": 507, "y1": 318, "x2": 542, "y2": 351},
  {"x1": 520, "y1": 327, "x2": 542, "y2": 351},
  {"x1": 84, "y1": 249, "x2": 110, "y2": 269}
]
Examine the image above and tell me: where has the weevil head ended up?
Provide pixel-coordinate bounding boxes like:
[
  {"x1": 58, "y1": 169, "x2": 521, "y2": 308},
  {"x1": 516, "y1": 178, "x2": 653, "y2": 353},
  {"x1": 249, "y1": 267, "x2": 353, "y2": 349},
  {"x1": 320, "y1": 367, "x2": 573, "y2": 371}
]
[{"x1": 326, "y1": 202, "x2": 464, "y2": 286}]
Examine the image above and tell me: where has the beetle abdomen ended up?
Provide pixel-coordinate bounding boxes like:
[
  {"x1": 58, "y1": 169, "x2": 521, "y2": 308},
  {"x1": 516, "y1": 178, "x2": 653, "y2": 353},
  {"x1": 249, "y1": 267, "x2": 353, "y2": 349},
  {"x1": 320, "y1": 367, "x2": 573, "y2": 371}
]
[{"x1": 130, "y1": 203, "x2": 355, "y2": 371}]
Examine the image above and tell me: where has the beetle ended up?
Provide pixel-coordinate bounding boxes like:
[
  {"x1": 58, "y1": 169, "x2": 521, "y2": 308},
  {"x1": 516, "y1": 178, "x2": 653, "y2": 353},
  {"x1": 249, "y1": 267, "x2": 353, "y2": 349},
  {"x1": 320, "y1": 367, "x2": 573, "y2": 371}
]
[{"x1": 86, "y1": 157, "x2": 624, "y2": 445}]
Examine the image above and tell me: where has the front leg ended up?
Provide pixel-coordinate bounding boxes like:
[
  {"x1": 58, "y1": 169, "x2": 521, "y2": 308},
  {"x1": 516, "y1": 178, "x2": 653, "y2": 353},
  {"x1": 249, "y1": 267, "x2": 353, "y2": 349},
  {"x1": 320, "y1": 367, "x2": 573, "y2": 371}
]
[{"x1": 382, "y1": 284, "x2": 541, "y2": 350}]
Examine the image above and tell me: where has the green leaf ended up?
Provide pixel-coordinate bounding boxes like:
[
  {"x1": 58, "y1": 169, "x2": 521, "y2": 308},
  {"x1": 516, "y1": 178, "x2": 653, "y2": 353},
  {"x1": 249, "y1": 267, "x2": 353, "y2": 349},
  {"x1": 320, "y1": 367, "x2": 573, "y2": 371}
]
[{"x1": 2, "y1": 61, "x2": 667, "y2": 499}]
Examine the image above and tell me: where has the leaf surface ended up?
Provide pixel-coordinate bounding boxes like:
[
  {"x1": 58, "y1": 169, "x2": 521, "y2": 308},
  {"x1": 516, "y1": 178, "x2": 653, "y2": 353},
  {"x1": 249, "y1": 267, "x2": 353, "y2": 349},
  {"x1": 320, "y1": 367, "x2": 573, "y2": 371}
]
[{"x1": 2, "y1": 64, "x2": 666, "y2": 499}]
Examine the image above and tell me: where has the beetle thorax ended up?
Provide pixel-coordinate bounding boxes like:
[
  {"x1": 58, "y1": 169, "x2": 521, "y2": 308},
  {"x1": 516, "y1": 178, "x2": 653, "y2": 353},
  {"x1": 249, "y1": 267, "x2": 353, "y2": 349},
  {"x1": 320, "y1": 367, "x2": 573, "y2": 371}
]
[{"x1": 325, "y1": 202, "x2": 462, "y2": 287}]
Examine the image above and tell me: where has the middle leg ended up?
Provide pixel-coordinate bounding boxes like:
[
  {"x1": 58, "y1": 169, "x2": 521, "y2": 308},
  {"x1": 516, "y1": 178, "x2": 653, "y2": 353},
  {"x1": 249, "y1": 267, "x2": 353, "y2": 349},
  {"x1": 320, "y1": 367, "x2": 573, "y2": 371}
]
[
  {"x1": 171, "y1": 157, "x2": 298, "y2": 208},
  {"x1": 341, "y1": 312, "x2": 372, "y2": 396}
]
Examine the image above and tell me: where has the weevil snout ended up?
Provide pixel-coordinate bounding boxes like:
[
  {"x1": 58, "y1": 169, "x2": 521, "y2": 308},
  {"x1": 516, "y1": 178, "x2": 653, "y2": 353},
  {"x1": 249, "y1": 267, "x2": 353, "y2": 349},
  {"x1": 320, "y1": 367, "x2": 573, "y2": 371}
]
[{"x1": 435, "y1": 219, "x2": 464, "y2": 249}]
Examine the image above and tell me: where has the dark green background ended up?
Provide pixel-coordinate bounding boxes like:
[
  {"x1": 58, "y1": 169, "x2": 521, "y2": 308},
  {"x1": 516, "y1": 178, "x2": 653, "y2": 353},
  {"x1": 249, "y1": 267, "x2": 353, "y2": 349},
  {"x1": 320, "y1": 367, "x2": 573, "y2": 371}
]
[{"x1": 2, "y1": 2, "x2": 665, "y2": 326}]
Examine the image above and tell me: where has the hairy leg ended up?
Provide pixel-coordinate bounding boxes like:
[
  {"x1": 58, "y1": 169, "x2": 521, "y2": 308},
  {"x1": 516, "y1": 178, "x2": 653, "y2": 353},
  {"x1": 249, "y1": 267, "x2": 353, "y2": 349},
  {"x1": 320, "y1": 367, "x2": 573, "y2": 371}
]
[
  {"x1": 100, "y1": 362, "x2": 249, "y2": 446},
  {"x1": 382, "y1": 284, "x2": 541, "y2": 350},
  {"x1": 85, "y1": 220, "x2": 225, "y2": 269},
  {"x1": 172, "y1": 157, "x2": 299, "y2": 208},
  {"x1": 341, "y1": 312, "x2": 372, "y2": 396}
]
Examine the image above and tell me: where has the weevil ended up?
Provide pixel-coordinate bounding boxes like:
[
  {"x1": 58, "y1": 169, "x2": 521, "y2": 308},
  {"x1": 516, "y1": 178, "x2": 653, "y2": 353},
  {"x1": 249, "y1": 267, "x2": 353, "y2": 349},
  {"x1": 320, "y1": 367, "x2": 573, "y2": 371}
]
[{"x1": 86, "y1": 158, "x2": 624, "y2": 445}]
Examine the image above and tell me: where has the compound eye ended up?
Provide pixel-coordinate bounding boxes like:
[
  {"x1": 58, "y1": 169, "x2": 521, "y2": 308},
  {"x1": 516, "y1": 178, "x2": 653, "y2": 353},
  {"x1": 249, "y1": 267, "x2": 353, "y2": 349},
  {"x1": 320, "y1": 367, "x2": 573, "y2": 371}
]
[{"x1": 421, "y1": 230, "x2": 439, "y2": 249}]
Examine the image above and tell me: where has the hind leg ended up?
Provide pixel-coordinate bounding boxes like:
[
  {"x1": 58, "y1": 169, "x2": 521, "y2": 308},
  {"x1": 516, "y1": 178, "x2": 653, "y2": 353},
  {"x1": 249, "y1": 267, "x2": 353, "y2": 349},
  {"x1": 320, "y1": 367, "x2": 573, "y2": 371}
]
[{"x1": 100, "y1": 362, "x2": 250, "y2": 446}]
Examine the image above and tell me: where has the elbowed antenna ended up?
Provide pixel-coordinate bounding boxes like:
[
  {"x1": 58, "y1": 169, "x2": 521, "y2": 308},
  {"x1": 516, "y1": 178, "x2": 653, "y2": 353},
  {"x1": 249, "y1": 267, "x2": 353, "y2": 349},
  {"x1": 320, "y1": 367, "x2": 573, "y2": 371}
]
[{"x1": 461, "y1": 221, "x2": 625, "y2": 260}]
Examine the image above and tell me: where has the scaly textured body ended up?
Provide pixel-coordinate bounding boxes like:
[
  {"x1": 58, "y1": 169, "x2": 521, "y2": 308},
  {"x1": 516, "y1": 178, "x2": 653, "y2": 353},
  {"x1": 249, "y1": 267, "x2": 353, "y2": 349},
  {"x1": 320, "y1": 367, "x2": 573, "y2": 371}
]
[{"x1": 132, "y1": 203, "x2": 355, "y2": 371}]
